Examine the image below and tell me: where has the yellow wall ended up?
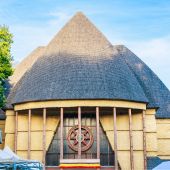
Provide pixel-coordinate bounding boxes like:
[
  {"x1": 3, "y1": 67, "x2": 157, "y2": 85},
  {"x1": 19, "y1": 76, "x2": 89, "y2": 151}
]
[
  {"x1": 14, "y1": 100, "x2": 146, "y2": 111},
  {"x1": 100, "y1": 109, "x2": 157, "y2": 170},
  {"x1": 5, "y1": 110, "x2": 60, "y2": 162},
  {"x1": 157, "y1": 119, "x2": 170, "y2": 159},
  {"x1": 0, "y1": 120, "x2": 5, "y2": 149},
  {"x1": 145, "y1": 109, "x2": 158, "y2": 157},
  {"x1": 5, "y1": 100, "x2": 164, "y2": 170},
  {"x1": 11, "y1": 100, "x2": 147, "y2": 165},
  {"x1": 5, "y1": 110, "x2": 15, "y2": 150}
]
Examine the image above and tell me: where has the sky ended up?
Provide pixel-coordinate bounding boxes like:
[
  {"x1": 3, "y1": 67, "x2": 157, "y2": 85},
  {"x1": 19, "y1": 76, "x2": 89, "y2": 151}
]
[{"x1": 0, "y1": 0, "x2": 170, "y2": 89}]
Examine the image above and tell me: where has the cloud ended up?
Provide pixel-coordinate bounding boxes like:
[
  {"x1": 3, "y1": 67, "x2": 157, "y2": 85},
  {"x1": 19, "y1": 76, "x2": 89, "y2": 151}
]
[
  {"x1": 48, "y1": 11, "x2": 71, "y2": 19},
  {"x1": 11, "y1": 25, "x2": 51, "y2": 61},
  {"x1": 129, "y1": 36, "x2": 170, "y2": 63},
  {"x1": 48, "y1": 11, "x2": 72, "y2": 26},
  {"x1": 126, "y1": 36, "x2": 170, "y2": 89},
  {"x1": 11, "y1": 11, "x2": 72, "y2": 62}
]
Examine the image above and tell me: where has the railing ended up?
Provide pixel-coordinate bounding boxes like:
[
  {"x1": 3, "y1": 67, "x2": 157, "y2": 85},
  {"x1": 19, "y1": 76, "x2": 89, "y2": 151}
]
[{"x1": 0, "y1": 161, "x2": 43, "y2": 170}]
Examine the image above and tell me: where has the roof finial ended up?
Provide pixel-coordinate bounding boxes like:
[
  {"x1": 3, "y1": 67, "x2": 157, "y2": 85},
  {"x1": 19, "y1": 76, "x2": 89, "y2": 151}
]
[{"x1": 75, "y1": 11, "x2": 85, "y2": 16}]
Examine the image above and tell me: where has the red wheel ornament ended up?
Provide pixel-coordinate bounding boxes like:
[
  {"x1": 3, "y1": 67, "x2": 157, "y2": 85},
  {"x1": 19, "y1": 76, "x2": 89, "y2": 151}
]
[{"x1": 67, "y1": 125, "x2": 94, "y2": 152}]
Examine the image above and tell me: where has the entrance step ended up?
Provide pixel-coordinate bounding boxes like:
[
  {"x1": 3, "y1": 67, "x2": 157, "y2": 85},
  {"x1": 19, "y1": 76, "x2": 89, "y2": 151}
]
[{"x1": 46, "y1": 167, "x2": 115, "y2": 170}]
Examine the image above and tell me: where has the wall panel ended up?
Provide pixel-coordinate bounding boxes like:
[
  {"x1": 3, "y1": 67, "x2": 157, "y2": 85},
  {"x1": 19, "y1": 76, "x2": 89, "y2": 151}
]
[{"x1": 157, "y1": 119, "x2": 170, "y2": 158}]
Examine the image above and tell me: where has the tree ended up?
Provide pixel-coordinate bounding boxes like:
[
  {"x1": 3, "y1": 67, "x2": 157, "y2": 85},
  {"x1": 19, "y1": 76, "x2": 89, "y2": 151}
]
[{"x1": 0, "y1": 26, "x2": 13, "y2": 108}]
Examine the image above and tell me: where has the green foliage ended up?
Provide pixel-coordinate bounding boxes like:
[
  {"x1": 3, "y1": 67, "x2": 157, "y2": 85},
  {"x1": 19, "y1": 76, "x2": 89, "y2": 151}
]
[{"x1": 0, "y1": 25, "x2": 13, "y2": 108}]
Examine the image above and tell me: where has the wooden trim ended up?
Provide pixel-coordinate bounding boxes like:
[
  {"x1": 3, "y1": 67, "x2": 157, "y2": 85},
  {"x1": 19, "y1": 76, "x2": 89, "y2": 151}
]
[
  {"x1": 14, "y1": 111, "x2": 18, "y2": 153},
  {"x1": 60, "y1": 159, "x2": 100, "y2": 164},
  {"x1": 60, "y1": 108, "x2": 64, "y2": 160},
  {"x1": 14, "y1": 100, "x2": 147, "y2": 111},
  {"x1": 128, "y1": 109, "x2": 134, "y2": 170},
  {"x1": 28, "y1": 109, "x2": 31, "y2": 159},
  {"x1": 113, "y1": 107, "x2": 118, "y2": 170},
  {"x1": 142, "y1": 110, "x2": 147, "y2": 170},
  {"x1": 78, "y1": 107, "x2": 81, "y2": 159},
  {"x1": 43, "y1": 108, "x2": 47, "y2": 164},
  {"x1": 96, "y1": 107, "x2": 100, "y2": 159}
]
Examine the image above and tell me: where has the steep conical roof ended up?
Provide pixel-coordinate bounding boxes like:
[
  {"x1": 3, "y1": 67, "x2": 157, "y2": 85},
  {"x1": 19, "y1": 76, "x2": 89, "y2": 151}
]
[
  {"x1": 6, "y1": 12, "x2": 170, "y2": 118},
  {"x1": 45, "y1": 12, "x2": 114, "y2": 57}
]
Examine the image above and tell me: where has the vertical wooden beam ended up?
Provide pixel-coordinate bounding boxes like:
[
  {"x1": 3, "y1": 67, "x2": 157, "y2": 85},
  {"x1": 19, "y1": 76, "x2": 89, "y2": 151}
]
[
  {"x1": 128, "y1": 109, "x2": 134, "y2": 170},
  {"x1": 42, "y1": 108, "x2": 47, "y2": 165},
  {"x1": 96, "y1": 107, "x2": 100, "y2": 159},
  {"x1": 78, "y1": 107, "x2": 81, "y2": 159},
  {"x1": 28, "y1": 109, "x2": 31, "y2": 159},
  {"x1": 14, "y1": 111, "x2": 18, "y2": 153},
  {"x1": 60, "y1": 108, "x2": 64, "y2": 160},
  {"x1": 113, "y1": 107, "x2": 118, "y2": 170},
  {"x1": 142, "y1": 110, "x2": 147, "y2": 170}
]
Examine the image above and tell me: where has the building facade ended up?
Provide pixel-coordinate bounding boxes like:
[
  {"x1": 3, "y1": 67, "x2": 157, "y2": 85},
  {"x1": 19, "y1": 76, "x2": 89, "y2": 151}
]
[{"x1": 4, "y1": 12, "x2": 170, "y2": 170}]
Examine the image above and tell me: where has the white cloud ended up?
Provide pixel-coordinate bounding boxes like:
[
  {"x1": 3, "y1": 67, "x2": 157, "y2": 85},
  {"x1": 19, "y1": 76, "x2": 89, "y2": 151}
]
[
  {"x1": 48, "y1": 11, "x2": 71, "y2": 19},
  {"x1": 48, "y1": 11, "x2": 72, "y2": 26},
  {"x1": 11, "y1": 11, "x2": 72, "y2": 62},
  {"x1": 128, "y1": 36, "x2": 170, "y2": 64},
  {"x1": 126, "y1": 36, "x2": 170, "y2": 89},
  {"x1": 11, "y1": 25, "x2": 51, "y2": 61}
]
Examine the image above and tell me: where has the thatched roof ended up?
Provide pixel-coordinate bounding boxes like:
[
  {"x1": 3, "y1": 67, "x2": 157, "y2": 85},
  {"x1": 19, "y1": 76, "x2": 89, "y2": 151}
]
[
  {"x1": 6, "y1": 12, "x2": 170, "y2": 118},
  {"x1": 9, "y1": 46, "x2": 45, "y2": 85},
  {"x1": 45, "y1": 12, "x2": 114, "y2": 57},
  {"x1": 117, "y1": 45, "x2": 170, "y2": 118}
]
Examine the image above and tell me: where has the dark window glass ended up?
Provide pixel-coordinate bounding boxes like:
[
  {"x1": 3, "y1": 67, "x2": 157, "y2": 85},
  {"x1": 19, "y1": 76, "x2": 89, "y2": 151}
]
[{"x1": 46, "y1": 112, "x2": 115, "y2": 166}]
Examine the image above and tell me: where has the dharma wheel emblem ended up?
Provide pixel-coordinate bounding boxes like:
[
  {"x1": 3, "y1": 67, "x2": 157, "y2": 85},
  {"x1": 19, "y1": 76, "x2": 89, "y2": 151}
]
[{"x1": 67, "y1": 125, "x2": 94, "y2": 152}]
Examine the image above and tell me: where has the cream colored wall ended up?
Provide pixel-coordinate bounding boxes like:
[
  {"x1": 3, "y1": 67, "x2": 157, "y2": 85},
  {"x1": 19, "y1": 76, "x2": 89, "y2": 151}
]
[
  {"x1": 5, "y1": 110, "x2": 15, "y2": 150},
  {"x1": 5, "y1": 100, "x2": 146, "y2": 163},
  {"x1": 6, "y1": 100, "x2": 159, "y2": 168},
  {"x1": 157, "y1": 119, "x2": 170, "y2": 159},
  {"x1": 100, "y1": 109, "x2": 157, "y2": 170},
  {"x1": 14, "y1": 100, "x2": 146, "y2": 110},
  {"x1": 5, "y1": 110, "x2": 60, "y2": 162},
  {"x1": 0, "y1": 120, "x2": 5, "y2": 149},
  {"x1": 145, "y1": 109, "x2": 158, "y2": 157}
]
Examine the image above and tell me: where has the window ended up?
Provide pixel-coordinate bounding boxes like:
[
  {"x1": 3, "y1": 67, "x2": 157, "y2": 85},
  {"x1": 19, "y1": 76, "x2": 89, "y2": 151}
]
[{"x1": 46, "y1": 107, "x2": 115, "y2": 166}]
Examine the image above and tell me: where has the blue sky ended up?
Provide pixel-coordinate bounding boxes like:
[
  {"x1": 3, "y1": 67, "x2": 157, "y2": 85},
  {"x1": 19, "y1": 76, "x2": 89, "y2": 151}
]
[{"x1": 0, "y1": 0, "x2": 170, "y2": 89}]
